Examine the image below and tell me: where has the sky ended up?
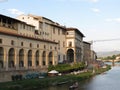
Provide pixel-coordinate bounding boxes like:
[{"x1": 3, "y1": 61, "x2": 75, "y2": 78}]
[{"x1": 1, "y1": 0, "x2": 120, "y2": 52}]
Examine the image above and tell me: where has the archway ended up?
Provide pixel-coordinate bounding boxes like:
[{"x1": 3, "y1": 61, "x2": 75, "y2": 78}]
[
  {"x1": 28, "y1": 50, "x2": 32, "y2": 67},
  {"x1": 19, "y1": 49, "x2": 24, "y2": 67},
  {"x1": 0, "y1": 47, "x2": 4, "y2": 68},
  {"x1": 48, "y1": 52, "x2": 53, "y2": 65},
  {"x1": 35, "y1": 50, "x2": 39, "y2": 66},
  {"x1": 67, "y1": 49, "x2": 74, "y2": 63},
  {"x1": 42, "y1": 51, "x2": 46, "y2": 66},
  {"x1": 8, "y1": 48, "x2": 15, "y2": 68}
]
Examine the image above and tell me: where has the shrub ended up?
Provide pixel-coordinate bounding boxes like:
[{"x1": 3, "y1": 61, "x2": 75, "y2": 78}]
[{"x1": 48, "y1": 62, "x2": 86, "y2": 73}]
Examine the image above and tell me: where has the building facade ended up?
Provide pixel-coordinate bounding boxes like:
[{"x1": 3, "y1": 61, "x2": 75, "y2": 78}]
[
  {"x1": 0, "y1": 14, "x2": 95, "y2": 82},
  {"x1": 83, "y1": 41, "x2": 91, "y2": 65},
  {"x1": 66, "y1": 28, "x2": 84, "y2": 63},
  {"x1": 17, "y1": 14, "x2": 66, "y2": 63},
  {"x1": 0, "y1": 14, "x2": 58, "y2": 71},
  {"x1": 0, "y1": 14, "x2": 86, "y2": 72}
]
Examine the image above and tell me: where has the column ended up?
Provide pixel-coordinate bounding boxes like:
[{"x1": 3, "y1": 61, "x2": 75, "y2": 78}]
[
  {"x1": 32, "y1": 50, "x2": 36, "y2": 69},
  {"x1": 39, "y1": 52, "x2": 42, "y2": 67},
  {"x1": 46, "y1": 52, "x2": 48, "y2": 66},
  {"x1": 4, "y1": 48, "x2": 8, "y2": 71},
  {"x1": 52, "y1": 51, "x2": 57, "y2": 65},
  {"x1": 15, "y1": 48, "x2": 19, "y2": 70},
  {"x1": 52, "y1": 52, "x2": 55, "y2": 65},
  {"x1": 24, "y1": 50, "x2": 28, "y2": 69},
  {"x1": 74, "y1": 50, "x2": 76, "y2": 63}
]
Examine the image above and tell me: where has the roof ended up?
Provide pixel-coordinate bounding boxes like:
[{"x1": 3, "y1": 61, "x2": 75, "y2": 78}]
[
  {"x1": 0, "y1": 14, "x2": 35, "y2": 27},
  {"x1": 28, "y1": 14, "x2": 54, "y2": 23},
  {"x1": 67, "y1": 27, "x2": 85, "y2": 37},
  {"x1": 0, "y1": 14, "x2": 22, "y2": 22},
  {"x1": 83, "y1": 41, "x2": 91, "y2": 45}
]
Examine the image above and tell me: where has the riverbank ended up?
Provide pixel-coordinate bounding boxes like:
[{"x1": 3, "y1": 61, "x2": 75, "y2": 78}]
[{"x1": 0, "y1": 65, "x2": 111, "y2": 90}]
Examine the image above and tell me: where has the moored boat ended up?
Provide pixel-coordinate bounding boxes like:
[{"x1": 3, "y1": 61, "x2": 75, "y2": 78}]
[{"x1": 69, "y1": 82, "x2": 78, "y2": 89}]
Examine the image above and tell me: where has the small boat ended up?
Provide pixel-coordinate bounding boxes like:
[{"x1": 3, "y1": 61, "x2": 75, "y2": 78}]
[
  {"x1": 69, "y1": 82, "x2": 78, "y2": 89},
  {"x1": 57, "y1": 81, "x2": 69, "y2": 85}
]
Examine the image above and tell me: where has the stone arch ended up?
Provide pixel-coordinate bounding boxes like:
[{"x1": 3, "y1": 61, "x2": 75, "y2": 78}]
[
  {"x1": 0, "y1": 47, "x2": 4, "y2": 68},
  {"x1": 35, "y1": 50, "x2": 39, "y2": 66},
  {"x1": 48, "y1": 52, "x2": 53, "y2": 65},
  {"x1": 28, "y1": 50, "x2": 32, "y2": 67},
  {"x1": 67, "y1": 49, "x2": 74, "y2": 63},
  {"x1": 8, "y1": 48, "x2": 15, "y2": 68},
  {"x1": 19, "y1": 49, "x2": 24, "y2": 67},
  {"x1": 42, "y1": 51, "x2": 46, "y2": 66}
]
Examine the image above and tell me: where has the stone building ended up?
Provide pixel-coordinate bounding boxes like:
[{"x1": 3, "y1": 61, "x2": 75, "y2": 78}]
[
  {"x1": 0, "y1": 14, "x2": 58, "y2": 72},
  {"x1": 0, "y1": 14, "x2": 85, "y2": 71},
  {"x1": 91, "y1": 50, "x2": 97, "y2": 62},
  {"x1": 66, "y1": 28, "x2": 84, "y2": 63},
  {"x1": 0, "y1": 14, "x2": 90, "y2": 82},
  {"x1": 83, "y1": 41, "x2": 91, "y2": 65},
  {"x1": 17, "y1": 14, "x2": 66, "y2": 63},
  {"x1": 17, "y1": 14, "x2": 85, "y2": 63}
]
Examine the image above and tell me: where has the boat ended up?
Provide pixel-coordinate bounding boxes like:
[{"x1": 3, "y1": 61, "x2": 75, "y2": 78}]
[
  {"x1": 57, "y1": 81, "x2": 69, "y2": 85},
  {"x1": 69, "y1": 82, "x2": 78, "y2": 89}
]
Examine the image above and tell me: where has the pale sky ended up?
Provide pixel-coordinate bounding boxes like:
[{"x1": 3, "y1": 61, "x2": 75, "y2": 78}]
[{"x1": 1, "y1": 0, "x2": 120, "y2": 52}]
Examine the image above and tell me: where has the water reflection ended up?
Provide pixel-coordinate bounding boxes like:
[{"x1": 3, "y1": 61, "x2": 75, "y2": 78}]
[
  {"x1": 41, "y1": 66, "x2": 120, "y2": 90},
  {"x1": 85, "y1": 66, "x2": 120, "y2": 90}
]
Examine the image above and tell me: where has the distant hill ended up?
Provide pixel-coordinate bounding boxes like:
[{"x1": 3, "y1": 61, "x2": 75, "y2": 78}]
[{"x1": 96, "y1": 51, "x2": 120, "y2": 57}]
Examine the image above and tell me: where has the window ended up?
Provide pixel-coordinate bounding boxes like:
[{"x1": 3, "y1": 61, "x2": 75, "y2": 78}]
[
  {"x1": 55, "y1": 47, "x2": 57, "y2": 50},
  {"x1": 58, "y1": 41, "x2": 60, "y2": 50},
  {"x1": 69, "y1": 41, "x2": 72, "y2": 47},
  {"x1": 53, "y1": 27, "x2": 55, "y2": 34},
  {"x1": 0, "y1": 39, "x2": 2, "y2": 44},
  {"x1": 37, "y1": 44, "x2": 39, "y2": 48},
  {"x1": 30, "y1": 43, "x2": 32, "y2": 47},
  {"x1": 44, "y1": 45, "x2": 46, "y2": 49},
  {"x1": 21, "y1": 42, "x2": 23, "y2": 46},
  {"x1": 63, "y1": 41, "x2": 65, "y2": 47},
  {"x1": 23, "y1": 24, "x2": 25, "y2": 29},
  {"x1": 11, "y1": 40, "x2": 14, "y2": 45},
  {"x1": 58, "y1": 29, "x2": 60, "y2": 35},
  {"x1": 58, "y1": 55, "x2": 60, "y2": 61},
  {"x1": 67, "y1": 32, "x2": 69, "y2": 35},
  {"x1": 35, "y1": 30, "x2": 39, "y2": 35},
  {"x1": 63, "y1": 55, "x2": 65, "y2": 60}
]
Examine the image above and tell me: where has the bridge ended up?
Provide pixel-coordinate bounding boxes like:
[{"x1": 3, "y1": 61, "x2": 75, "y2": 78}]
[
  {"x1": 103, "y1": 59, "x2": 120, "y2": 66},
  {"x1": 103, "y1": 59, "x2": 120, "y2": 62}
]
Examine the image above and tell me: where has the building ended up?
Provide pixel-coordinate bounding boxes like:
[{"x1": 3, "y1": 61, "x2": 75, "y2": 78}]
[
  {"x1": 83, "y1": 41, "x2": 91, "y2": 65},
  {"x1": 17, "y1": 14, "x2": 85, "y2": 63},
  {"x1": 17, "y1": 14, "x2": 66, "y2": 63},
  {"x1": 0, "y1": 14, "x2": 87, "y2": 82},
  {"x1": 66, "y1": 28, "x2": 84, "y2": 63},
  {"x1": 91, "y1": 50, "x2": 97, "y2": 62},
  {"x1": 0, "y1": 14, "x2": 58, "y2": 72},
  {"x1": 0, "y1": 14, "x2": 85, "y2": 71}
]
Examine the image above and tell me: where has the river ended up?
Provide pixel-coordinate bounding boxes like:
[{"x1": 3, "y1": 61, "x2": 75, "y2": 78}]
[{"x1": 41, "y1": 65, "x2": 120, "y2": 90}]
